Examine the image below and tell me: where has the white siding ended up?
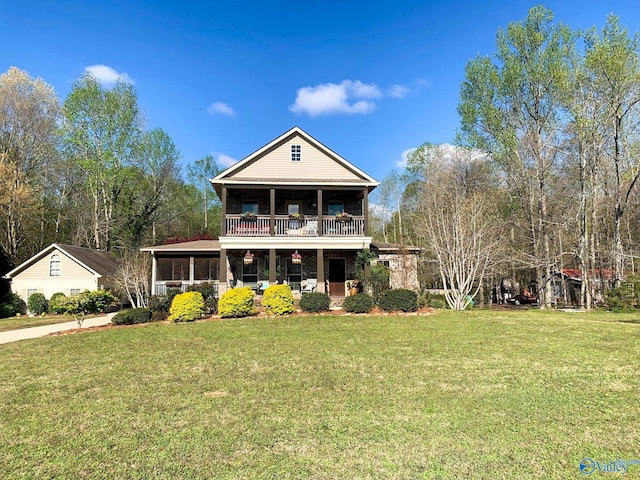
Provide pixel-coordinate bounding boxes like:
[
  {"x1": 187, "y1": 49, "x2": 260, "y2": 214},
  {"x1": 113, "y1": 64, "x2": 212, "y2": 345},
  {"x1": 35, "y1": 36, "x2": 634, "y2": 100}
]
[
  {"x1": 232, "y1": 136, "x2": 363, "y2": 181},
  {"x1": 10, "y1": 248, "x2": 99, "y2": 301}
]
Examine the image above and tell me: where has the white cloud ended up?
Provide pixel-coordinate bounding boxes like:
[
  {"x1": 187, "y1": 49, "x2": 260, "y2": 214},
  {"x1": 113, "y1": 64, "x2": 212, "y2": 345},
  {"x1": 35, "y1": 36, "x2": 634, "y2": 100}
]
[
  {"x1": 216, "y1": 153, "x2": 238, "y2": 168},
  {"x1": 290, "y1": 80, "x2": 382, "y2": 117},
  {"x1": 208, "y1": 102, "x2": 236, "y2": 117},
  {"x1": 396, "y1": 143, "x2": 488, "y2": 169},
  {"x1": 388, "y1": 84, "x2": 410, "y2": 99},
  {"x1": 85, "y1": 65, "x2": 133, "y2": 85},
  {"x1": 396, "y1": 147, "x2": 417, "y2": 168}
]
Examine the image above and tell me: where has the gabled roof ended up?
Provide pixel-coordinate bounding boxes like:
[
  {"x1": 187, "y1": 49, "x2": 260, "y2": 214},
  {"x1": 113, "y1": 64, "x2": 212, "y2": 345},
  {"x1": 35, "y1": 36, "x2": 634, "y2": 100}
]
[
  {"x1": 4, "y1": 244, "x2": 120, "y2": 279},
  {"x1": 211, "y1": 126, "x2": 378, "y2": 194},
  {"x1": 140, "y1": 239, "x2": 221, "y2": 254}
]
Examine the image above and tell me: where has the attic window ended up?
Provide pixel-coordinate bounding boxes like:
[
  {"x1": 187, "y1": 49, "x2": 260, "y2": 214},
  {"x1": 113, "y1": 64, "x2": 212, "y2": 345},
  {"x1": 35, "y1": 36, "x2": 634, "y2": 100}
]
[
  {"x1": 291, "y1": 145, "x2": 301, "y2": 162},
  {"x1": 49, "y1": 254, "x2": 61, "y2": 277}
]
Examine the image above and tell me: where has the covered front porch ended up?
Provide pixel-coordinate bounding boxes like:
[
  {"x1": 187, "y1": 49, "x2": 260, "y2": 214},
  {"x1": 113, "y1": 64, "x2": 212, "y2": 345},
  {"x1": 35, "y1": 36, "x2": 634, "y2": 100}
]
[
  {"x1": 224, "y1": 248, "x2": 360, "y2": 296},
  {"x1": 141, "y1": 240, "x2": 364, "y2": 298}
]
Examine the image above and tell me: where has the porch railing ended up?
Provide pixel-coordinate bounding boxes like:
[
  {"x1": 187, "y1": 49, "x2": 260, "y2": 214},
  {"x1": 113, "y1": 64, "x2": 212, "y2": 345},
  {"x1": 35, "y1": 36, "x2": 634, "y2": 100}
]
[
  {"x1": 225, "y1": 215, "x2": 365, "y2": 237},
  {"x1": 154, "y1": 281, "x2": 219, "y2": 296}
]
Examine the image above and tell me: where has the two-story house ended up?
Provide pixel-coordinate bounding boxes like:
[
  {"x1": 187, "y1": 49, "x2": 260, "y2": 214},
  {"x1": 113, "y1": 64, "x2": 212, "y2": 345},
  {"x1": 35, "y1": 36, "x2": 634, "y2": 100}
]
[{"x1": 142, "y1": 127, "x2": 417, "y2": 297}]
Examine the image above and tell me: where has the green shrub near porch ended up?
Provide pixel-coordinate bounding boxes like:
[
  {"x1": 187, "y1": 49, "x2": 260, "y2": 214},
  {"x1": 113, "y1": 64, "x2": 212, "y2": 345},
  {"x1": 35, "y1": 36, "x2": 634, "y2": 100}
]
[
  {"x1": 218, "y1": 287, "x2": 255, "y2": 318},
  {"x1": 168, "y1": 291, "x2": 205, "y2": 322},
  {"x1": 300, "y1": 292, "x2": 331, "y2": 313},
  {"x1": 378, "y1": 289, "x2": 418, "y2": 312},
  {"x1": 262, "y1": 284, "x2": 295, "y2": 316}
]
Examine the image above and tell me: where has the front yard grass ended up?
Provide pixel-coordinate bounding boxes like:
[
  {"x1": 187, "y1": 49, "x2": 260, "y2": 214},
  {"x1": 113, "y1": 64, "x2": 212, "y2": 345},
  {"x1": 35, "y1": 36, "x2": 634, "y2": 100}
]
[
  {"x1": 0, "y1": 314, "x2": 78, "y2": 332},
  {"x1": 0, "y1": 309, "x2": 639, "y2": 479}
]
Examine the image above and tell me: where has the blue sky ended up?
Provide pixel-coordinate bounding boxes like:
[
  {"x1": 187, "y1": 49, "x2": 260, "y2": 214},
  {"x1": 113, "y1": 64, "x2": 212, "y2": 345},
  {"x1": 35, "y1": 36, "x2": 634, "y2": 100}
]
[{"x1": 1, "y1": 0, "x2": 639, "y2": 182}]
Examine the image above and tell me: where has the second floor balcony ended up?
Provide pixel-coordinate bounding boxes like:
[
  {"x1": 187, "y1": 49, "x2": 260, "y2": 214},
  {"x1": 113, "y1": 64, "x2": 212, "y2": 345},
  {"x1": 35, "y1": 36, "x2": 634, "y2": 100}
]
[{"x1": 225, "y1": 215, "x2": 365, "y2": 237}]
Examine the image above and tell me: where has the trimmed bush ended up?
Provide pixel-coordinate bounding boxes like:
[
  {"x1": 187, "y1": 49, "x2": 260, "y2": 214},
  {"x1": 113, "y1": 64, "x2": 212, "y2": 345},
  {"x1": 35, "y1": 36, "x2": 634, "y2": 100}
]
[
  {"x1": 0, "y1": 303, "x2": 14, "y2": 319},
  {"x1": 3, "y1": 293, "x2": 26, "y2": 316},
  {"x1": 300, "y1": 292, "x2": 331, "y2": 313},
  {"x1": 27, "y1": 293, "x2": 48, "y2": 315},
  {"x1": 343, "y1": 293, "x2": 374, "y2": 314},
  {"x1": 48, "y1": 292, "x2": 66, "y2": 314},
  {"x1": 168, "y1": 291, "x2": 205, "y2": 322},
  {"x1": 186, "y1": 282, "x2": 218, "y2": 314},
  {"x1": 262, "y1": 284, "x2": 295, "y2": 316},
  {"x1": 112, "y1": 308, "x2": 152, "y2": 325},
  {"x1": 218, "y1": 287, "x2": 255, "y2": 318},
  {"x1": 378, "y1": 289, "x2": 418, "y2": 312}
]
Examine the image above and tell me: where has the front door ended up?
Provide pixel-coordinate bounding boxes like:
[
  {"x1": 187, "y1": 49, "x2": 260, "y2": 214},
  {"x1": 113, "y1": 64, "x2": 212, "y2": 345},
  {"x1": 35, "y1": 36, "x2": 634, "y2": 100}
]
[{"x1": 328, "y1": 258, "x2": 346, "y2": 296}]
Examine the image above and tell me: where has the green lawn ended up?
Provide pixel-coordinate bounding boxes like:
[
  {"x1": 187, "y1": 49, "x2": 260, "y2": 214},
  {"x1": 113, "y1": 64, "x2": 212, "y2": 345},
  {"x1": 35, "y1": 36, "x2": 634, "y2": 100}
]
[
  {"x1": 0, "y1": 314, "x2": 77, "y2": 332},
  {"x1": 0, "y1": 309, "x2": 639, "y2": 479}
]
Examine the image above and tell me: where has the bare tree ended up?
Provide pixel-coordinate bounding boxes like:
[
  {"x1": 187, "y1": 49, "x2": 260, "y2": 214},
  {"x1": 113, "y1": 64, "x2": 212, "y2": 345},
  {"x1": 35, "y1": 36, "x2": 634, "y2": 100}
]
[
  {"x1": 112, "y1": 252, "x2": 151, "y2": 308},
  {"x1": 413, "y1": 148, "x2": 504, "y2": 310}
]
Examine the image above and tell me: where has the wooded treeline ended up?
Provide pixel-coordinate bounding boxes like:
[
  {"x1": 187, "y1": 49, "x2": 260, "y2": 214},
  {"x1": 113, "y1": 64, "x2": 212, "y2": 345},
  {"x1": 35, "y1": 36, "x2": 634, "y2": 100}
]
[
  {"x1": 370, "y1": 7, "x2": 640, "y2": 309},
  {"x1": 0, "y1": 68, "x2": 221, "y2": 271}
]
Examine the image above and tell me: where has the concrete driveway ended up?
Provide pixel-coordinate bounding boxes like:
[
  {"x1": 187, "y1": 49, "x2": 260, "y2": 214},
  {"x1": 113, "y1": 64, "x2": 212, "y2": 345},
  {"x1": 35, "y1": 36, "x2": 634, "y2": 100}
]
[{"x1": 0, "y1": 312, "x2": 116, "y2": 345}]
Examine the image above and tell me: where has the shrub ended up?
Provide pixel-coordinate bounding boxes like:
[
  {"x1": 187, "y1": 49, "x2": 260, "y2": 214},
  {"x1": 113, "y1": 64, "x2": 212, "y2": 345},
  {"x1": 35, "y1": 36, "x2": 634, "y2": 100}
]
[
  {"x1": 0, "y1": 303, "x2": 14, "y2": 319},
  {"x1": 368, "y1": 264, "x2": 390, "y2": 302},
  {"x1": 112, "y1": 308, "x2": 152, "y2": 325},
  {"x1": 421, "y1": 292, "x2": 448, "y2": 309},
  {"x1": 300, "y1": 292, "x2": 331, "y2": 313},
  {"x1": 148, "y1": 289, "x2": 180, "y2": 314},
  {"x1": 168, "y1": 291, "x2": 205, "y2": 322},
  {"x1": 218, "y1": 287, "x2": 255, "y2": 318},
  {"x1": 343, "y1": 293, "x2": 374, "y2": 313},
  {"x1": 186, "y1": 282, "x2": 218, "y2": 314},
  {"x1": 3, "y1": 293, "x2": 26, "y2": 316},
  {"x1": 49, "y1": 292, "x2": 66, "y2": 314},
  {"x1": 56, "y1": 290, "x2": 118, "y2": 325},
  {"x1": 378, "y1": 289, "x2": 418, "y2": 312},
  {"x1": 605, "y1": 277, "x2": 640, "y2": 312},
  {"x1": 262, "y1": 284, "x2": 295, "y2": 316},
  {"x1": 27, "y1": 292, "x2": 48, "y2": 315},
  {"x1": 84, "y1": 290, "x2": 119, "y2": 313}
]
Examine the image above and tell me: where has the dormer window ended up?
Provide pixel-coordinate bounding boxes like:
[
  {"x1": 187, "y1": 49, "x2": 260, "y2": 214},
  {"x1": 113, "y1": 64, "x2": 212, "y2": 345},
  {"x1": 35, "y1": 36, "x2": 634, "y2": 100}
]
[
  {"x1": 49, "y1": 254, "x2": 61, "y2": 277},
  {"x1": 291, "y1": 144, "x2": 301, "y2": 162}
]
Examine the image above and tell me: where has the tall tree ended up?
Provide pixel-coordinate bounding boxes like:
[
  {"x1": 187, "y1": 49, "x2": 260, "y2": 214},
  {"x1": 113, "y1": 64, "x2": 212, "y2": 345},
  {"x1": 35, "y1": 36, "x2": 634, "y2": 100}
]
[
  {"x1": 458, "y1": 6, "x2": 576, "y2": 308},
  {"x1": 412, "y1": 147, "x2": 503, "y2": 310},
  {"x1": 119, "y1": 128, "x2": 181, "y2": 249},
  {"x1": 0, "y1": 67, "x2": 61, "y2": 263},
  {"x1": 63, "y1": 74, "x2": 142, "y2": 251},
  {"x1": 187, "y1": 154, "x2": 222, "y2": 234},
  {"x1": 584, "y1": 15, "x2": 640, "y2": 286}
]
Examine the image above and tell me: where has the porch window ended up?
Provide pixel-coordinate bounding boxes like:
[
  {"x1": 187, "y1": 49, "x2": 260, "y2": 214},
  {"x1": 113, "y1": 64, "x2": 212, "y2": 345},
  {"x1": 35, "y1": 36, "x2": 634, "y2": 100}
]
[
  {"x1": 328, "y1": 201, "x2": 344, "y2": 216},
  {"x1": 49, "y1": 254, "x2": 61, "y2": 276},
  {"x1": 157, "y1": 257, "x2": 189, "y2": 281},
  {"x1": 242, "y1": 200, "x2": 259, "y2": 214},
  {"x1": 194, "y1": 257, "x2": 219, "y2": 281},
  {"x1": 291, "y1": 144, "x2": 301, "y2": 162}
]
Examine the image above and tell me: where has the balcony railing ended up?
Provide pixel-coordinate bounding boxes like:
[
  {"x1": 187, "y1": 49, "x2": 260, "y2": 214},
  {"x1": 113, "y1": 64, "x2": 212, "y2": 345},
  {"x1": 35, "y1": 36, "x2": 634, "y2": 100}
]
[{"x1": 225, "y1": 215, "x2": 365, "y2": 237}]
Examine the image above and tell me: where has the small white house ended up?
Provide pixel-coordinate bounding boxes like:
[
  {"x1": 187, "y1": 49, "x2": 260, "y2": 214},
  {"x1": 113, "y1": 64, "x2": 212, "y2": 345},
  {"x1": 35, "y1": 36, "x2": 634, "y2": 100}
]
[{"x1": 3, "y1": 243, "x2": 120, "y2": 302}]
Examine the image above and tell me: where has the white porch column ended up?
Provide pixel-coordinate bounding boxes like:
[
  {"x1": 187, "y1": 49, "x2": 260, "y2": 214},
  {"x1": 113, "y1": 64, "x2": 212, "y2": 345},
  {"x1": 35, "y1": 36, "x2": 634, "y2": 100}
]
[{"x1": 151, "y1": 255, "x2": 158, "y2": 295}]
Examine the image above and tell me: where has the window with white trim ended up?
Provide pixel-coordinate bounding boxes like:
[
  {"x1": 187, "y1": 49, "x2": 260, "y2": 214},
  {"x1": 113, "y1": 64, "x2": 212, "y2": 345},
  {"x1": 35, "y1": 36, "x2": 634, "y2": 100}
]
[
  {"x1": 49, "y1": 254, "x2": 61, "y2": 276},
  {"x1": 70, "y1": 289, "x2": 82, "y2": 296},
  {"x1": 291, "y1": 144, "x2": 301, "y2": 162}
]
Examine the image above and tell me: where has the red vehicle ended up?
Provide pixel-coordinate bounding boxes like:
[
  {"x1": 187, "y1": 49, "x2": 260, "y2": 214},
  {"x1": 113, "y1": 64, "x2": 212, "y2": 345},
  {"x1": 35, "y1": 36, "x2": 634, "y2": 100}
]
[{"x1": 506, "y1": 289, "x2": 537, "y2": 306}]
